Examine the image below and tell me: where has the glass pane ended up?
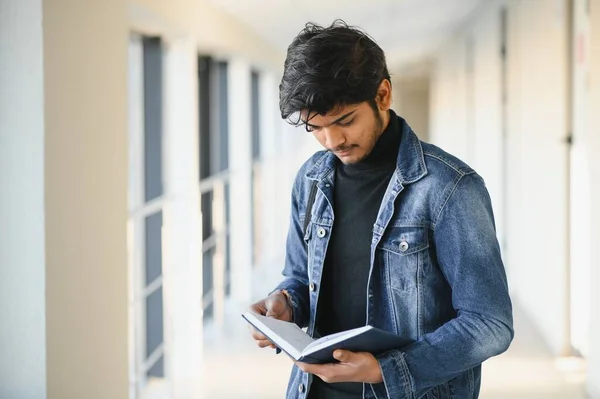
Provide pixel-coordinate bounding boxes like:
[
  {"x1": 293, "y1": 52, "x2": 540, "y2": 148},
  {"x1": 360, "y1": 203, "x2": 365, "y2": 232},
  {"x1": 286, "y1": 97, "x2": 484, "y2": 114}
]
[
  {"x1": 201, "y1": 191, "x2": 213, "y2": 241},
  {"x1": 146, "y1": 286, "x2": 164, "y2": 357},
  {"x1": 217, "y1": 61, "x2": 229, "y2": 172},
  {"x1": 251, "y1": 71, "x2": 260, "y2": 160},
  {"x1": 203, "y1": 247, "x2": 214, "y2": 322},
  {"x1": 202, "y1": 248, "x2": 214, "y2": 299},
  {"x1": 198, "y1": 56, "x2": 212, "y2": 181},
  {"x1": 147, "y1": 354, "x2": 164, "y2": 379},
  {"x1": 145, "y1": 211, "x2": 162, "y2": 286},
  {"x1": 225, "y1": 183, "x2": 231, "y2": 296},
  {"x1": 142, "y1": 37, "x2": 163, "y2": 202}
]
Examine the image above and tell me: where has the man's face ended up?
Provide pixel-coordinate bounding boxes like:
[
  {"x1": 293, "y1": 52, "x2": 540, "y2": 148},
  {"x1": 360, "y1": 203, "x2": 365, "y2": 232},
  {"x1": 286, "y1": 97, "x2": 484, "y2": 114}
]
[{"x1": 302, "y1": 102, "x2": 386, "y2": 165}]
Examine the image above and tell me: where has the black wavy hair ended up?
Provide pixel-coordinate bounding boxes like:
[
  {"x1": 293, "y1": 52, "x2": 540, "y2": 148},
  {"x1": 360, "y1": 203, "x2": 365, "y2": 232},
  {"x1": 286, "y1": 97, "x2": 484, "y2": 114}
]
[{"x1": 279, "y1": 19, "x2": 390, "y2": 126}]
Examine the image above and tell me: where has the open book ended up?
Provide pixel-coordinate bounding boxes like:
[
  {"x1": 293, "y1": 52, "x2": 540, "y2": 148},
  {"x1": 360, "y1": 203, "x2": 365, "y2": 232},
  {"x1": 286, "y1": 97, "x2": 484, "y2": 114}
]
[{"x1": 242, "y1": 311, "x2": 412, "y2": 364}]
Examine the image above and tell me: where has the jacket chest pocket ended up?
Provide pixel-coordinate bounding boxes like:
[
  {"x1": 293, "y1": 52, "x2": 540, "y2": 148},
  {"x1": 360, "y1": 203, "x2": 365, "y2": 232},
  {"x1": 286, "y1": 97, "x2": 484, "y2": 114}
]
[{"x1": 377, "y1": 226, "x2": 430, "y2": 292}]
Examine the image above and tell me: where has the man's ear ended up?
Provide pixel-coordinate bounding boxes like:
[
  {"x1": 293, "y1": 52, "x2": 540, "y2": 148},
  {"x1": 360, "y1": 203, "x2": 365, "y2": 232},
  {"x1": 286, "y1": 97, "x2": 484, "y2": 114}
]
[{"x1": 375, "y1": 79, "x2": 392, "y2": 111}]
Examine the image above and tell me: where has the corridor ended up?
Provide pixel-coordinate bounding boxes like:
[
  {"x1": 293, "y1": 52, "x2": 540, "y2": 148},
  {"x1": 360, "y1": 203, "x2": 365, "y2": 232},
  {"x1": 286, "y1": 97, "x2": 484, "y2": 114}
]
[{"x1": 2, "y1": 0, "x2": 600, "y2": 398}]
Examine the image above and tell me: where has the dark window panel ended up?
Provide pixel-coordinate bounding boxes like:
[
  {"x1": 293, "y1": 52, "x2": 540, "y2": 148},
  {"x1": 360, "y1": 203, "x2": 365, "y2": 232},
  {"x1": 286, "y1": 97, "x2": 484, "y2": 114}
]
[
  {"x1": 145, "y1": 211, "x2": 162, "y2": 286},
  {"x1": 201, "y1": 191, "x2": 213, "y2": 241},
  {"x1": 198, "y1": 56, "x2": 212, "y2": 181},
  {"x1": 147, "y1": 354, "x2": 164, "y2": 379},
  {"x1": 145, "y1": 287, "x2": 164, "y2": 357},
  {"x1": 217, "y1": 61, "x2": 229, "y2": 173},
  {"x1": 203, "y1": 303, "x2": 214, "y2": 323},
  {"x1": 202, "y1": 248, "x2": 214, "y2": 299},
  {"x1": 142, "y1": 37, "x2": 163, "y2": 202},
  {"x1": 251, "y1": 71, "x2": 260, "y2": 160}
]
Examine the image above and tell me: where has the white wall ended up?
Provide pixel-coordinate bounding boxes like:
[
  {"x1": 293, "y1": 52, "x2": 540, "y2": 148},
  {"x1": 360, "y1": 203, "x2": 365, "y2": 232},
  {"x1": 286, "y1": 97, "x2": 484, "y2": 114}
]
[
  {"x1": 430, "y1": 0, "x2": 571, "y2": 356},
  {"x1": 391, "y1": 77, "x2": 430, "y2": 141},
  {"x1": 430, "y1": 37, "x2": 470, "y2": 162},
  {"x1": 0, "y1": 1, "x2": 47, "y2": 397},
  {"x1": 43, "y1": 1, "x2": 130, "y2": 398},
  {"x1": 430, "y1": 1, "x2": 504, "y2": 224},
  {"x1": 470, "y1": 4, "x2": 505, "y2": 249},
  {"x1": 587, "y1": 1, "x2": 600, "y2": 395},
  {"x1": 570, "y1": 0, "x2": 593, "y2": 360},
  {"x1": 506, "y1": 0, "x2": 571, "y2": 356}
]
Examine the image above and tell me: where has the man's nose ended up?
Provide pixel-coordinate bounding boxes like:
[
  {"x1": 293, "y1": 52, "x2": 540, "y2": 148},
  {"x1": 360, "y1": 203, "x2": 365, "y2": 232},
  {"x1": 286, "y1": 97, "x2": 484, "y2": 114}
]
[{"x1": 323, "y1": 127, "x2": 346, "y2": 150}]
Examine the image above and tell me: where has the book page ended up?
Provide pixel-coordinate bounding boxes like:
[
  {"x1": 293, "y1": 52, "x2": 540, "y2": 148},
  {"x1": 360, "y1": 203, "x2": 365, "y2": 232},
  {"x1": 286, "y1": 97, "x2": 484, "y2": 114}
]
[
  {"x1": 304, "y1": 325, "x2": 370, "y2": 353},
  {"x1": 243, "y1": 312, "x2": 314, "y2": 358}
]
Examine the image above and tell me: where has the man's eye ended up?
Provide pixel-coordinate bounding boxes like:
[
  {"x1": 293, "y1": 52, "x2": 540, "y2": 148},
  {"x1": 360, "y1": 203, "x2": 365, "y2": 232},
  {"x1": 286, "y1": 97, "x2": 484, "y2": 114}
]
[
  {"x1": 306, "y1": 125, "x2": 319, "y2": 132},
  {"x1": 338, "y1": 119, "x2": 354, "y2": 127}
]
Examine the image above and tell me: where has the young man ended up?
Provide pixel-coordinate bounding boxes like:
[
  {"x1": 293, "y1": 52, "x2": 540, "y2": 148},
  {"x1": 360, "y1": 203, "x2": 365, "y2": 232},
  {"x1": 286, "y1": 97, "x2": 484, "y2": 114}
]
[{"x1": 248, "y1": 20, "x2": 513, "y2": 399}]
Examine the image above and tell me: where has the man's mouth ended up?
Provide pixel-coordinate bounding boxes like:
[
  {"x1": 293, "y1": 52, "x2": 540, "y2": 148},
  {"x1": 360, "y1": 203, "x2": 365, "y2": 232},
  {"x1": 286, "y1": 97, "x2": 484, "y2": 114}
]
[{"x1": 334, "y1": 146, "x2": 355, "y2": 156}]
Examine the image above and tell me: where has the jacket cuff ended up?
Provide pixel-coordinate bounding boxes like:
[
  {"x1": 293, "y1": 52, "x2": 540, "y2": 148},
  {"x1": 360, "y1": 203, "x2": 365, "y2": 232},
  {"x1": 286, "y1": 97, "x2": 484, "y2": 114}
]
[{"x1": 369, "y1": 350, "x2": 414, "y2": 399}]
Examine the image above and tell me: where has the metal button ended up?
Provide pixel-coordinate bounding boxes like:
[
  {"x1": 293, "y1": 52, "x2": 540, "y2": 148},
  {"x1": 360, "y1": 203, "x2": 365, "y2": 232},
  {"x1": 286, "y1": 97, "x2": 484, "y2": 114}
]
[
  {"x1": 399, "y1": 241, "x2": 409, "y2": 252},
  {"x1": 298, "y1": 383, "x2": 305, "y2": 393},
  {"x1": 317, "y1": 227, "x2": 326, "y2": 238},
  {"x1": 309, "y1": 282, "x2": 316, "y2": 292},
  {"x1": 325, "y1": 183, "x2": 331, "y2": 188}
]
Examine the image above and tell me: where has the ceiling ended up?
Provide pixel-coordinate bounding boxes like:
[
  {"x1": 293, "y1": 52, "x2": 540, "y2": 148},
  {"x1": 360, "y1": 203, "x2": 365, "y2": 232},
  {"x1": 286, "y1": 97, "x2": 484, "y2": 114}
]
[{"x1": 205, "y1": 0, "x2": 483, "y2": 69}]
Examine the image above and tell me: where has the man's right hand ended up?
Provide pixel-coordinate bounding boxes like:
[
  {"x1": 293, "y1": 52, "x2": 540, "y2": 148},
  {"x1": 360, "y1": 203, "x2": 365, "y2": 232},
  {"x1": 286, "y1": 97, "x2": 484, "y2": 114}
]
[{"x1": 248, "y1": 291, "x2": 293, "y2": 349}]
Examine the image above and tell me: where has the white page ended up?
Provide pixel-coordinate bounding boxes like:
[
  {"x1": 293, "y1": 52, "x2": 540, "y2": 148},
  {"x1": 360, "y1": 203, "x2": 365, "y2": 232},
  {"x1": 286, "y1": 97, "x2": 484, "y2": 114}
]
[
  {"x1": 305, "y1": 325, "x2": 371, "y2": 354},
  {"x1": 243, "y1": 312, "x2": 314, "y2": 358}
]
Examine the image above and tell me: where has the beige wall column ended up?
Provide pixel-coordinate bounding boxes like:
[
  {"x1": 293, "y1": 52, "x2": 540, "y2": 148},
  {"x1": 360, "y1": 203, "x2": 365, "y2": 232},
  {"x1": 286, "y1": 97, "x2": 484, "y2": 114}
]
[{"x1": 43, "y1": 1, "x2": 129, "y2": 398}]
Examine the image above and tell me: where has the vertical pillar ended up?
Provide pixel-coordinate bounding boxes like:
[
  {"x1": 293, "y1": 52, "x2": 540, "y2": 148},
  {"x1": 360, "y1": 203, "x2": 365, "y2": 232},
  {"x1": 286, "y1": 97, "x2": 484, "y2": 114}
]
[
  {"x1": 227, "y1": 58, "x2": 253, "y2": 305},
  {"x1": 43, "y1": 1, "x2": 129, "y2": 398},
  {"x1": 0, "y1": 1, "x2": 47, "y2": 397},
  {"x1": 587, "y1": 1, "x2": 600, "y2": 396},
  {"x1": 162, "y1": 37, "x2": 203, "y2": 398}
]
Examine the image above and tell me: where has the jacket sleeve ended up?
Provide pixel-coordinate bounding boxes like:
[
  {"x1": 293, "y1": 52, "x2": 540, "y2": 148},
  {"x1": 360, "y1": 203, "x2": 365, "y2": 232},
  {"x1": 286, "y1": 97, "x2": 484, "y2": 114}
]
[
  {"x1": 270, "y1": 173, "x2": 311, "y2": 328},
  {"x1": 370, "y1": 172, "x2": 514, "y2": 399}
]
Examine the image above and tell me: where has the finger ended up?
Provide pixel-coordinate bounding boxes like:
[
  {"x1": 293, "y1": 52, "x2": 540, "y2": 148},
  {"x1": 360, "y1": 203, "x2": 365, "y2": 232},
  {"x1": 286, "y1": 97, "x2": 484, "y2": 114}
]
[
  {"x1": 333, "y1": 349, "x2": 353, "y2": 363},
  {"x1": 294, "y1": 361, "x2": 325, "y2": 375},
  {"x1": 249, "y1": 303, "x2": 267, "y2": 315},
  {"x1": 294, "y1": 361, "x2": 309, "y2": 373},
  {"x1": 265, "y1": 301, "x2": 285, "y2": 318},
  {"x1": 256, "y1": 339, "x2": 274, "y2": 348},
  {"x1": 317, "y1": 364, "x2": 348, "y2": 384},
  {"x1": 250, "y1": 328, "x2": 268, "y2": 341}
]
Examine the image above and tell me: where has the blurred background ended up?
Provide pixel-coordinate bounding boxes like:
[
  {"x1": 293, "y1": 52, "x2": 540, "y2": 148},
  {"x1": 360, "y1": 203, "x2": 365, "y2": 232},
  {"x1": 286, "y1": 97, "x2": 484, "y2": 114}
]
[{"x1": 1, "y1": 0, "x2": 599, "y2": 398}]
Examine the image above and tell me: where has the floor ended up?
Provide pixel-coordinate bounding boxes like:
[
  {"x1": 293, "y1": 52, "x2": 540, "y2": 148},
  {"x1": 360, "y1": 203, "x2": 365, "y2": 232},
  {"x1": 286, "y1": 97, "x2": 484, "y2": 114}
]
[{"x1": 201, "y1": 264, "x2": 589, "y2": 399}]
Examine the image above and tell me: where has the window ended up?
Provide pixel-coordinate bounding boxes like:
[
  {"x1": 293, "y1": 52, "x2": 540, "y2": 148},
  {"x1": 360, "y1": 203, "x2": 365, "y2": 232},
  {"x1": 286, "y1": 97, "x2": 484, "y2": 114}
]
[
  {"x1": 128, "y1": 35, "x2": 166, "y2": 398},
  {"x1": 250, "y1": 70, "x2": 263, "y2": 267},
  {"x1": 198, "y1": 56, "x2": 231, "y2": 323}
]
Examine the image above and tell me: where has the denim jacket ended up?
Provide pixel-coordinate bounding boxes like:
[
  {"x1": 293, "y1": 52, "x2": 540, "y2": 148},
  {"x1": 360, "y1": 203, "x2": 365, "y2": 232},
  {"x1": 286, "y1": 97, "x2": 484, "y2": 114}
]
[{"x1": 273, "y1": 116, "x2": 514, "y2": 399}]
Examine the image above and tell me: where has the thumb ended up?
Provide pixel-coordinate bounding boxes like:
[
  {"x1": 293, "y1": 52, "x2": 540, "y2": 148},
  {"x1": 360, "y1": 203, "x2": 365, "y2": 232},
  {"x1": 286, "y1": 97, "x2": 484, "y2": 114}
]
[
  {"x1": 265, "y1": 295, "x2": 285, "y2": 318},
  {"x1": 265, "y1": 303, "x2": 282, "y2": 318},
  {"x1": 333, "y1": 349, "x2": 353, "y2": 363}
]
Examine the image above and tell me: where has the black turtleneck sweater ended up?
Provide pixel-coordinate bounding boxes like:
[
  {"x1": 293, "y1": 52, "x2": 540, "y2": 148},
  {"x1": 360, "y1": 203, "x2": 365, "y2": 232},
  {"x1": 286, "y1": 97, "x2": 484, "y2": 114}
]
[{"x1": 309, "y1": 112, "x2": 401, "y2": 399}]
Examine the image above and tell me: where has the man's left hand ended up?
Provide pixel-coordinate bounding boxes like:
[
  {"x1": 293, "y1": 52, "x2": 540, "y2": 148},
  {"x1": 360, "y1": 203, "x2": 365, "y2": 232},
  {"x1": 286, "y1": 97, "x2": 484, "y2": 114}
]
[{"x1": 294, "y1": 350, "x2": 383, "y2": 384}]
